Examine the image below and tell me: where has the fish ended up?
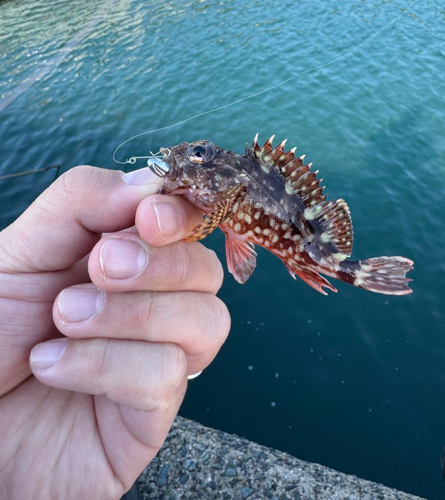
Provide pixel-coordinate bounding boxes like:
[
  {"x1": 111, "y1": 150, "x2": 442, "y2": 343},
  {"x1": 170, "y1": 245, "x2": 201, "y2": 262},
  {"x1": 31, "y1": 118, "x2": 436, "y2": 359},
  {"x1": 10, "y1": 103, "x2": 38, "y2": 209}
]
[{"x1": 152, "y1": 135, "x2": 414, "y2": 295}]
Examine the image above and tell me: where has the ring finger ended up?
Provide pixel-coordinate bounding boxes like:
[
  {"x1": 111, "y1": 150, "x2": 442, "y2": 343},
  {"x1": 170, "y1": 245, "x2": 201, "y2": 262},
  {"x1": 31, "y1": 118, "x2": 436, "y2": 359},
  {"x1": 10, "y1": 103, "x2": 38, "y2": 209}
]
[{"x1": 53, "y1": 285, "x2": 231, "y2": 374}]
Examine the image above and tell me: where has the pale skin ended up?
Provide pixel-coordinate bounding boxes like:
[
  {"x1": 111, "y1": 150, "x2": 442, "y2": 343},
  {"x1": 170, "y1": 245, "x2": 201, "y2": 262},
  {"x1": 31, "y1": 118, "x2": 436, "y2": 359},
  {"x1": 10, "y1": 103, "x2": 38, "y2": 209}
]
[{"x1": 0, "y1": 165, "x2": 231, "y2": 500}]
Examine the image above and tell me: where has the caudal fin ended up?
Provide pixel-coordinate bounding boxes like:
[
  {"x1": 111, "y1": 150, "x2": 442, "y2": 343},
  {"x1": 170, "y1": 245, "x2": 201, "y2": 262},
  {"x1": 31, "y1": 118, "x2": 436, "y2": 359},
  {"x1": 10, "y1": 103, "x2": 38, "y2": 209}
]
[{"x1": 344, "y1": 256, "x2": 414, "y2": 295}]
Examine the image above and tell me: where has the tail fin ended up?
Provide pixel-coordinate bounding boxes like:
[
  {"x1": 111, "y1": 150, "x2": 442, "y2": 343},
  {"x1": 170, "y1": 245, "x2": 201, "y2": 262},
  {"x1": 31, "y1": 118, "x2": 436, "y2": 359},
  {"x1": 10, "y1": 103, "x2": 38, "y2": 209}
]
[{"x1": 343, "y1": 257, "x2": 414, "y2": 295}]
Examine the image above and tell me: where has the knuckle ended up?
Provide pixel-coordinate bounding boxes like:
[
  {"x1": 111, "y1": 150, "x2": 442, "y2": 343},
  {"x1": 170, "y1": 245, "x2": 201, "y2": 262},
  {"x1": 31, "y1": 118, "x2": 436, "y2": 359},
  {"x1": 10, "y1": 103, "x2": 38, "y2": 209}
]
[
  {"x1": 171, "y1": 242, "x2": 194, "y2": 287},
  {"x1": 193, "y1": 245, "x2": 224, "y2": 293},
  {"x1": 30, "y1": 167, "x2": 99, "y2": 225},
  {"x1": 145, "y1": 344, "x2": 187, "y2": 411},
  {"x1": 162, "y1": 344, "x2": 188, "y2": 393},
  {"x1": 201, "y1": 295, "x2": 231, "y2": 350},
  {"x1": 57, "y1": 165, "x2": 109, "y2": 200},
  {"x1": 211, "y1": 296, "x2": 231, "y2": 345},
  {"x1": 95, "y1": 338, "x2": 113, "y2": 378},
  {"x1": 175, "y1": 242, "x2": 224, "y2": 293},
  {"x1": 131, "y1": 290, "x2": 156, "y2": 327},
  {"x1": 207, "y1": 248, "x2": 224, "y2": 292},
  {"x1": 58, "y1": 165, "x2": 93, "y2": 196}
]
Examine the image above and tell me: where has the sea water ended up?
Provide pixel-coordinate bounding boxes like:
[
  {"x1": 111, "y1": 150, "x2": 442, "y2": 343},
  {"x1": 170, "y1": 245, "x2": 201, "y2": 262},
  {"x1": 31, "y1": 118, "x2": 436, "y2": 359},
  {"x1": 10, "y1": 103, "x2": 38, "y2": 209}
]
[{"x1": 1, "y1": 1, "x2": 444, "y2": 497}]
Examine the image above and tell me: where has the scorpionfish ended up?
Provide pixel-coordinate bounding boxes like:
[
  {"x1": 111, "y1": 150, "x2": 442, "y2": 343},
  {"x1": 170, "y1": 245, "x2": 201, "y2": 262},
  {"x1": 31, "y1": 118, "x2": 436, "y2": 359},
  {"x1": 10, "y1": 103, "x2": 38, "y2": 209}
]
[{"x1": 154, "y1": 135, "x2": 413, "y2": 295}]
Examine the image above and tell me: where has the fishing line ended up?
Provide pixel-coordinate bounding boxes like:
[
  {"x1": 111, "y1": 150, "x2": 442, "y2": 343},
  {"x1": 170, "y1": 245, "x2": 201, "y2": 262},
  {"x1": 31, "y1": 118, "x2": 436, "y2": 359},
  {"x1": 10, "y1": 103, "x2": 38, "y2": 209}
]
[
  {"x1": 0, "y1": 164, "x2": 60, "y2": 181},
  {"x1": 113, "y1": 0, "x2": 417, "y2": 166}
]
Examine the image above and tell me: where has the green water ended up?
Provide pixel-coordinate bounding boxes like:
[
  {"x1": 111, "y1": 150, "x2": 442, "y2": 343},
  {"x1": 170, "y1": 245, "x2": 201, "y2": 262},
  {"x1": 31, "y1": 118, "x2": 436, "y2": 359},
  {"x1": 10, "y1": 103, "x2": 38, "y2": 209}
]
[{"x1": 1, "y1": 0, "x2": 444, "y2": 497}]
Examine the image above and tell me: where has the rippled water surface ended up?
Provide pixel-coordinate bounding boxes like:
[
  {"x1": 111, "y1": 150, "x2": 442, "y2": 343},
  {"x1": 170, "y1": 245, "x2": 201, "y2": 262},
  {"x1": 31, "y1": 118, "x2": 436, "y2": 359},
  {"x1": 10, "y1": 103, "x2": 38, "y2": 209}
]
[{"x1": 1, "y1": 0, "x2": 444, "y2": 498}]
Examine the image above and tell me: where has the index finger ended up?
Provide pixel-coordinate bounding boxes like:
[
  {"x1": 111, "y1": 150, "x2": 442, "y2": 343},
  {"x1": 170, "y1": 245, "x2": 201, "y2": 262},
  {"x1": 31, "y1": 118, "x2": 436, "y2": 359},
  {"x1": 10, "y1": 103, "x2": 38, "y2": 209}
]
[{"x1": 135, "y1": 194, "x2": 204, "y2": 246}]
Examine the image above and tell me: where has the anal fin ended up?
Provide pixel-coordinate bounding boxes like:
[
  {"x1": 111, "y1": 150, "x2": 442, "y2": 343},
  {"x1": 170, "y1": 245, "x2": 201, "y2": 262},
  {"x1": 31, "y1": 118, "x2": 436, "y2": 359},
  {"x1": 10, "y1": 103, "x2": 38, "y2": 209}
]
[
  {"x1": 225, "y1": 236, "x2": 257, "y2": 284},
  {"x1": 286, "y1": 261, "x2": 337, "y2": 295}
]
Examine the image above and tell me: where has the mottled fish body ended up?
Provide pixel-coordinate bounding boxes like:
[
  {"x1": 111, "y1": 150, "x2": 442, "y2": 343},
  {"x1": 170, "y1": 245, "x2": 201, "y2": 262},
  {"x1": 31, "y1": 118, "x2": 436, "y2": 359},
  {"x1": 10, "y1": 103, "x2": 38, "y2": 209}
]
[{"x1": 158, "y1": 136, "x2": 413, "y2": 295}]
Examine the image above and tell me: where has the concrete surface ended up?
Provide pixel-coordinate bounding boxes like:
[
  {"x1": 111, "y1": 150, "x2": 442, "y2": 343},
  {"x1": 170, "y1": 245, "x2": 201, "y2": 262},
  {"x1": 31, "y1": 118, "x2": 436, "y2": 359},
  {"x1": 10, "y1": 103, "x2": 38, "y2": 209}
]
[{"x1": 137, "y1": 417, "x2": 425, "y2": 500}]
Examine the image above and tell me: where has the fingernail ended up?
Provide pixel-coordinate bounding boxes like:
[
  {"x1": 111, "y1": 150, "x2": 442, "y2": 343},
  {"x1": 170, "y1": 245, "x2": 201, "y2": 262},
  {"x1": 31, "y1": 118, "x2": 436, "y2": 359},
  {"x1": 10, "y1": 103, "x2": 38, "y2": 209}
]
[
  {"x1": 153, "y1": 202, "x2": 184, "y2": 238},
  {"x1": 100, "y1": 238, "x2": 148, "y2": 279},
  {"x1": 122, "y1": 167, "x2": 163, "y2": 186},
  {"x1": 30, "y1": 339, "x2": 67, "y2": 370},
  {"x1": 58, "y1": 286, "x2": 104, "y2": 323}
]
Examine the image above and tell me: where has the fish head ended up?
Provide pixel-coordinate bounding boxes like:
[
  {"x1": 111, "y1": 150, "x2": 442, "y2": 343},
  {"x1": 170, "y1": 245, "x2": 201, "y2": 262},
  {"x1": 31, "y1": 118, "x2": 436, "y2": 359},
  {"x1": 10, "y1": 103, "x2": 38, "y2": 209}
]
[{"x1": 160, "y1": 140, "x2": 248, "y2": 209}]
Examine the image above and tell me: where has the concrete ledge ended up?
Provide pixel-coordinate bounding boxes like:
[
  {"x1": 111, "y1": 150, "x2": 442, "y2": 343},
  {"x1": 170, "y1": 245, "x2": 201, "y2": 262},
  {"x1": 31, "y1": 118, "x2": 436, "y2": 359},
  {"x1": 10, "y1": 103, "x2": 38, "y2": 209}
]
[{"x1": 138, "y1": 416, "x2": 424, "y2": 500}]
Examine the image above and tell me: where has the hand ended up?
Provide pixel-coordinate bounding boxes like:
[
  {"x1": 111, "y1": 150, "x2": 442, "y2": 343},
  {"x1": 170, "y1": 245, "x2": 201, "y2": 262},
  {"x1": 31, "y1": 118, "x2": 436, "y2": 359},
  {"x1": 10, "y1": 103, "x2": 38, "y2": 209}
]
[{"x1": 0, "y1": 166, "x2": 230, "y2": 500}]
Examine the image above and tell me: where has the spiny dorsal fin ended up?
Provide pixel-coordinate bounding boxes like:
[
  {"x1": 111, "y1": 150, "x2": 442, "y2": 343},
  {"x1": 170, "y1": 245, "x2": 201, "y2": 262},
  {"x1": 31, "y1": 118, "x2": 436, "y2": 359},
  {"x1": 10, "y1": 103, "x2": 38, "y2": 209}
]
[
  {"x1": 249, "y1": 134, "x2": 327, "y2": 207},
  {"x1": 315, "y1": 199, "x2": 353, "y2": 256}
]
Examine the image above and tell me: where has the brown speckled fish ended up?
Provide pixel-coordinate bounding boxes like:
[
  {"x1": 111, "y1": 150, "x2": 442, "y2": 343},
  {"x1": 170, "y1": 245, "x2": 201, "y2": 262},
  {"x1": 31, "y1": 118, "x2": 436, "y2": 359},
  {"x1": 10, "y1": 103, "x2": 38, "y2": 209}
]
[{"x1": 156, "y1": 135, "x2": 413, "y2": 295}]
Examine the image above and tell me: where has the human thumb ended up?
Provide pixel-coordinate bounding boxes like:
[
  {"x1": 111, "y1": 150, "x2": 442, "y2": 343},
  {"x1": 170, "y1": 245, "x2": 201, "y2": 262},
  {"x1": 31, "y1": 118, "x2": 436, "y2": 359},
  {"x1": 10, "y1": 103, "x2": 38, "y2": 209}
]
[{"x1": 0, "y1": 166, "x2": 164, "y2": 273}]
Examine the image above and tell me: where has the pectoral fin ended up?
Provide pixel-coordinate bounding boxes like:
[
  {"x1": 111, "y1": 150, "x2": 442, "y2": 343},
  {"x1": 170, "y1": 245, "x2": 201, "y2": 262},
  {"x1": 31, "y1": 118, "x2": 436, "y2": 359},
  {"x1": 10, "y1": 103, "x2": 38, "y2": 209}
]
[
  {"x1": 185, "y1": 185, "x2": 244, "y2": 243},
  {"x1": 225, "y1": 236, "x2": 257, "y2": 284},
  {"x1": 185, "y1": 200, "x2": 231, "y2": 242}
]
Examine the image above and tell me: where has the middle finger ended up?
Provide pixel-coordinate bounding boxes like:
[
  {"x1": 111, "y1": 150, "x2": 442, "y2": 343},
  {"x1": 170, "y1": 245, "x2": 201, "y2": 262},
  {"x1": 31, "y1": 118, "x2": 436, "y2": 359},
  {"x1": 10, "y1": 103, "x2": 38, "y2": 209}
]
[{"x1": 89, "y1": 233, "x2": 224, "y2": 295}]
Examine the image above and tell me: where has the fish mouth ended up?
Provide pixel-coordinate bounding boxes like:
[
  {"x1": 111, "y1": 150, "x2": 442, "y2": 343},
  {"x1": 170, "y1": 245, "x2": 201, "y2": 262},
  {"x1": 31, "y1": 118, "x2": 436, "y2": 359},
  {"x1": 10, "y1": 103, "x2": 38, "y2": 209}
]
[{"x1": 156, "y1": 148, "x2": 189, "y2": 196}]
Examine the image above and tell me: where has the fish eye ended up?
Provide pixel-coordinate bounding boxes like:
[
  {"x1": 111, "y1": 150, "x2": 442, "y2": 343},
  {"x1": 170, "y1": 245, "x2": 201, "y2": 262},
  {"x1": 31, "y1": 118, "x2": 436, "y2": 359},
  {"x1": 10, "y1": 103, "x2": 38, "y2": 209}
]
[
  {"x1": 192, "y1": 145, "x2": 206, "y2": 158},
  {"x1": 188, "y1": 143, "x2": 214, "y2": 164}
]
